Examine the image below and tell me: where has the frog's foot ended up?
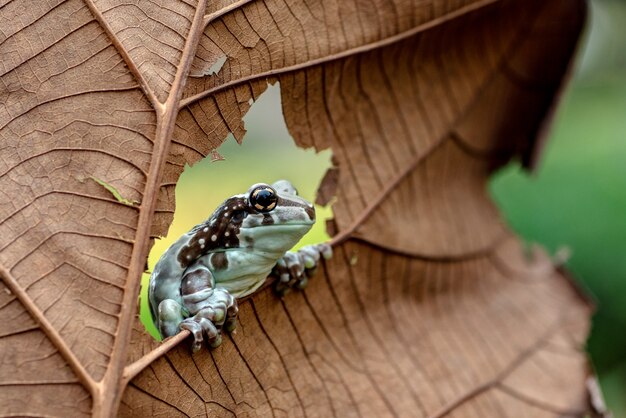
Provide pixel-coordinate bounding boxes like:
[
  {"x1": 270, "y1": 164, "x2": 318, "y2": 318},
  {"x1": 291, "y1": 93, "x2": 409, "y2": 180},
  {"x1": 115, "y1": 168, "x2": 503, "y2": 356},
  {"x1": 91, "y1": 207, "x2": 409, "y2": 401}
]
[
  {"x1": 273, "y1": 243, "x2": 332, "y2": 296},
  {"x1": 180, "y1": 288, "x2": 238, "y2": 352}
]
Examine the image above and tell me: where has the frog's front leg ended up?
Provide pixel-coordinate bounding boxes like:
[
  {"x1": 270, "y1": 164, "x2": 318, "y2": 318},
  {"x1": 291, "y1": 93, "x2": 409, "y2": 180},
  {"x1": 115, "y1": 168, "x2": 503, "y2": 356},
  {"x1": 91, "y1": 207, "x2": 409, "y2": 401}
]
[
  {"x1": 179, "y1": 263, "x2": 238, "y2": 352},
  {"x1": 157, "y1": 299, "x2": 186, "y2": 339},
  {"x1": 273, "y1": 243, "x2": 332, "y2": 295}
]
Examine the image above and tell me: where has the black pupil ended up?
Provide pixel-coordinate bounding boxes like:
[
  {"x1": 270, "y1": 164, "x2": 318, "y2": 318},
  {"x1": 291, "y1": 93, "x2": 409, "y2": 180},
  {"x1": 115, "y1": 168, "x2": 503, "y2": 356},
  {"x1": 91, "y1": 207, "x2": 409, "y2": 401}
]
[{"x1": 251, "y1": 187, "x2": 277, "y2": 212}]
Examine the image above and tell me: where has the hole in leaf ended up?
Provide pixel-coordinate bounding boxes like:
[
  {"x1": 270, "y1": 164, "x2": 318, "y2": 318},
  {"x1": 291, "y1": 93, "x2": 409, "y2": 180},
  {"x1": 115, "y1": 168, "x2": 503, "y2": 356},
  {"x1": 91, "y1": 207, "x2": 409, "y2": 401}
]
[{"x1": 140, "y1": 83, "x2": 334, "y2": 339}]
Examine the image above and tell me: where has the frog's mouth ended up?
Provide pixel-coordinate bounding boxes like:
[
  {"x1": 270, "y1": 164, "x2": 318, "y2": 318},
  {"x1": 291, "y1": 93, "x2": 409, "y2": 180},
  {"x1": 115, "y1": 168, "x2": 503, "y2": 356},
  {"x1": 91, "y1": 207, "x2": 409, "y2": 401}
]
[
  {"x1": 242, "y1": 207, "x2": 316, "y2": 228},
  {"x1": 239, "y1": 221, "x2": 314, "y2": 237},
  {"x1": 242, "y1": 220, "x2": 314, "y2": 230},
  {"x1": 238, "y1": 221, "x2": 314, "y2": 253}
]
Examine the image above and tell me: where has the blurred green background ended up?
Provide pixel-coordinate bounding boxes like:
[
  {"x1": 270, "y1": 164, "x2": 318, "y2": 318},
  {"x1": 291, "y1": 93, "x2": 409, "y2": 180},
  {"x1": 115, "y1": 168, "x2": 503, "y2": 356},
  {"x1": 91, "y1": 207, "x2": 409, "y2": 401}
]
[
  {"x1": 491, "y1": 0, "x2": 626, "y2": 414},
  {"x1": 141, "y1": 0, "x2": 625, "y2": 413}
]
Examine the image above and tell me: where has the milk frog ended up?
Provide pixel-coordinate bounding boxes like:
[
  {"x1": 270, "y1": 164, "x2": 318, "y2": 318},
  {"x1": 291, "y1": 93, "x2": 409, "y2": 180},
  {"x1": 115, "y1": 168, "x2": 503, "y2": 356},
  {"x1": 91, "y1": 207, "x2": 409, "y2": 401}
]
[{"x1": 148, "y1": 180, "x2": 331, "y2": 352}]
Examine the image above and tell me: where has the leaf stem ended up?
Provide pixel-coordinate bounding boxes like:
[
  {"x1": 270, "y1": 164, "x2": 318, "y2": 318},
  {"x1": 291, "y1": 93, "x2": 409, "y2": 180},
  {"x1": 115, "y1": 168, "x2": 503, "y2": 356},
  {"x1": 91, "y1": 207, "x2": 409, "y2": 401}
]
[
  {"x1": 122, "y1": 331, "x2": 190, "y2": 385},
  {"x1": 83, "y1": 0, "x2": 163, "y2": 111},
  {"x1": 94, "y1": 0, "x2": 209, "y2": 416}
]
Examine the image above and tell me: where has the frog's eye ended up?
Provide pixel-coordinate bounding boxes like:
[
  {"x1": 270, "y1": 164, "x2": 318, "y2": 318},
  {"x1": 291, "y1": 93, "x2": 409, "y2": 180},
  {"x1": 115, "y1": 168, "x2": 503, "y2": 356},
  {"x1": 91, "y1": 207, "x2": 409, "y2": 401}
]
[{"x1": 249, "y1": 185, "x2": 278, "y2": 212}]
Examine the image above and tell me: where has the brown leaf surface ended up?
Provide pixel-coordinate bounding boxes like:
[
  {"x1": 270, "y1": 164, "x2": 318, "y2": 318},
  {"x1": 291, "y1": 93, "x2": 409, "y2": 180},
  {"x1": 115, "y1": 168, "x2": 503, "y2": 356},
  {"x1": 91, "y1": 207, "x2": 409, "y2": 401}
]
[{"x1": 0, "y1": 0, "x2": 593, "y2": 416}]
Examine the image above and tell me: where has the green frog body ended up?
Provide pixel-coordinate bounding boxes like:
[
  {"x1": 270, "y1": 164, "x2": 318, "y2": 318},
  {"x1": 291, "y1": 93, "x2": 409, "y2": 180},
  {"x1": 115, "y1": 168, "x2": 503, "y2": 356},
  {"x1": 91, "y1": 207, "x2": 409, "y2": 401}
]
[{"x1": 148, "y1": 180, "x2": 331, "y2": 351}]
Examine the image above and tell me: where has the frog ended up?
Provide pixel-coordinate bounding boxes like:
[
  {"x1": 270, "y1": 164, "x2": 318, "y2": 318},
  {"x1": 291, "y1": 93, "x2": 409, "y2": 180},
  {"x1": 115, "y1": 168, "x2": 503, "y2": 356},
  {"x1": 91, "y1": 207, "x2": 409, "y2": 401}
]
[{"x1": 148, "y1": 180, "x2": 332, "y2": 352}]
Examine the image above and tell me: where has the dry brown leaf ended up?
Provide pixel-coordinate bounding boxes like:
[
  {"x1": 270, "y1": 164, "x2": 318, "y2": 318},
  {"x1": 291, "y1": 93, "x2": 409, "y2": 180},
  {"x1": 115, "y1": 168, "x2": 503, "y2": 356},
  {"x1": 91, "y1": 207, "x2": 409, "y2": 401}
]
[{"x1": 0, "y1": 0, "x2": 594, "y2": 416}]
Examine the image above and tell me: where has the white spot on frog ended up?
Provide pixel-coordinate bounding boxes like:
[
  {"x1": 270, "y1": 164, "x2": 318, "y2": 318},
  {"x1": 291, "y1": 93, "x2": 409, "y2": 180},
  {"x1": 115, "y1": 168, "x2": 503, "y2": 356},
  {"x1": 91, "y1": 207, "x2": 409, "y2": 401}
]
[
  {"x1": 211, "y1": 235, "x2": 217, "y2": 242},
  {"x1": 199, "y1": 238, "x2": 206, "y2": 245}
]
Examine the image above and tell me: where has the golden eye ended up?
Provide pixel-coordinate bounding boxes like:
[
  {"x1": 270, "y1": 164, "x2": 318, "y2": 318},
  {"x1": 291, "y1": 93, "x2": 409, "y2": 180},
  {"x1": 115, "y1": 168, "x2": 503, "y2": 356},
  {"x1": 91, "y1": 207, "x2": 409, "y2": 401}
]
[{"x1": 249, "y1": 186, "x2": 278, "y2": 213}]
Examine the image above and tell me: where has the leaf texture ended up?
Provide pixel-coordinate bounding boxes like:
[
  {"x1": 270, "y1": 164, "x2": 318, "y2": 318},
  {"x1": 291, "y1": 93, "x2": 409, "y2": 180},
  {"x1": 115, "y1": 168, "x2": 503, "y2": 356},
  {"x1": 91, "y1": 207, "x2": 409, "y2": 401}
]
[
  {"x1": 123, "y1": 239, "x2": 592, "y2": 417},
  {"x1": 0, "y1": 0, "x2": 593, "y2": 416}
]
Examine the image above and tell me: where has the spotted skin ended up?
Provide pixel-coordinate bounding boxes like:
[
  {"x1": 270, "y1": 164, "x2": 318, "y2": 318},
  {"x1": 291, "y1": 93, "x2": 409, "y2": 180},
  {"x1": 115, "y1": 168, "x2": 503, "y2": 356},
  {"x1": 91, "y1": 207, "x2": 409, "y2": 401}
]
[
  {"x1": 176, "y1": 196, "x2": 247, "y2": 268},
  {"x1": 148, "y1": 180, "x2": 331, "y2": 351},
  {"x1": 210, "y1": 252, "x2": 228, "y2": 270}
]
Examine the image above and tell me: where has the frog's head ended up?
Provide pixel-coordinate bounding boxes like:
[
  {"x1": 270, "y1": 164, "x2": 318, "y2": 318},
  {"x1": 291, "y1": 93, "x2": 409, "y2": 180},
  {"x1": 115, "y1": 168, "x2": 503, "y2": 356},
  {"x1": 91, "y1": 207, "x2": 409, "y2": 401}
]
[
  {"x1": 179, "y1": 180, "x2": 315, "y2": 264},
  {"x1": 236, "y1": 180, "x2": 315, "y2": 255}
]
